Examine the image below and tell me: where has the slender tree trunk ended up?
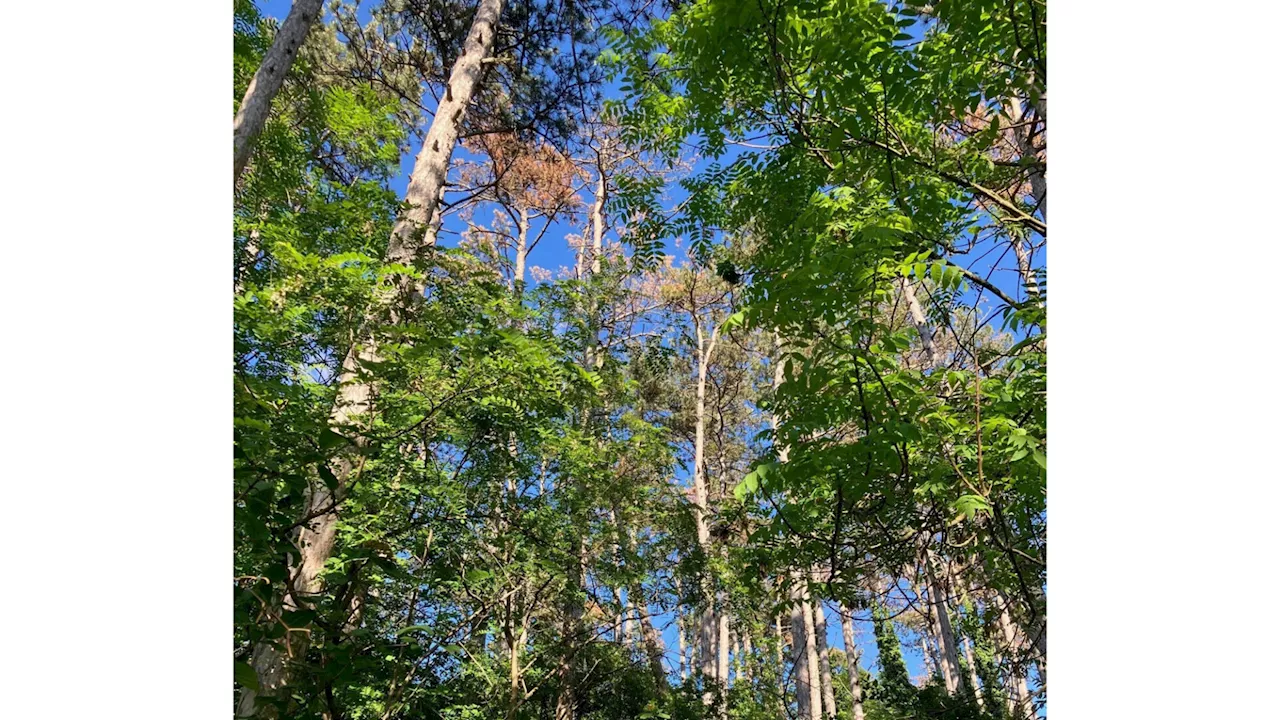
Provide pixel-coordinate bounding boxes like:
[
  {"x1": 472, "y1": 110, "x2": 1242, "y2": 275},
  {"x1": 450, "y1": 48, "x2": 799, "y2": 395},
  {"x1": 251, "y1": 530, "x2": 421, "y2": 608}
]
[
  {"x1": 1011, "y1": 236, "x2": 1041, "y2": 304},
  {"x1": 233, "y1": 0, "x2": 325, "y2": 184},
  {"x1": 774, "y1": 612, "x2": 787, "y2": 718},
  {"x1": 692, "y1": 316, "x2": 723, "y2": 706},
  {"x1": 961, "y1": 635, "x2": 986, "y2": 713},
  {"x1": 732, "y1": 629, "x2": 742, "y2": 683},
  {"x1": 388, "y1": 0, "x2": 503, "y2": 255},
  {"x1": 1003, "y1": 95, "x2": 1046, "y2": 220},
  {"x1": 678, "y1": 608, "x2": 690, "y2": 681},
  {"x1": 718, "y1": 606, "x2": 731, "y2": 689},
  {"x1": 513, "y1": 205, "x2": 529, "y2": 293},
  {"x1": 236, "y1": 5, "x2": 503, "y2": 716},
  {"x1": 920, "y1": 634, "x2": 938, "y2": 684},
  {"x1": 638, "y1": 598, "x2": 669, "y2": 693},
  {"x1": 998, "y1": 604, "x2": 1031, "y2": 720},
  {"x1": 790, "y1": 574, "x2": 822, "y2": 720},
  {"x1": 742, "y1": 629, "x2": 754, "y2": 685},
  {"x1": 838, "y1": 607, "x2": 866, "y2": 720},
  {"x1": 590, "y1": 169, "x2": 605, "y2": 275},
  {"x1": 898, "y1": 277, "x2": 938, "y2": 367},
  {"x1": 812, "y1": 600, "x2": 837, "y2": 718},
  {"x1": 925, "y1": 550, "x2": 963, "y2": 694},
  {"x1": 555, "y1": 540, "x2": 586, "y2": 720}
]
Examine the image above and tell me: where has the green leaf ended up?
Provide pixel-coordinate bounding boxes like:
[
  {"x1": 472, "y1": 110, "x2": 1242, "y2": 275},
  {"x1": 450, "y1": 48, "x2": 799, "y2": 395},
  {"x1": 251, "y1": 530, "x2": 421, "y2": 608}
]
[
  {"x1": 319, "y1": 428, "x2": 348, "y2": 450},
  {"x1": 235, "y1": 661, "x2": 260, "y2": 692},
  {"x1": 318, "y1": 464, "x2": 340, "y2": 492}
]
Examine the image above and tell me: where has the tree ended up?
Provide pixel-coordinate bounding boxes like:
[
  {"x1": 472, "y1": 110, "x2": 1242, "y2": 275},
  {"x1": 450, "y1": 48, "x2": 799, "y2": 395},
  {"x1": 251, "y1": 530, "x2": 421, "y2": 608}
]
[{"x1": 234, "y1": 0, "x2": 326, "y2": 184}]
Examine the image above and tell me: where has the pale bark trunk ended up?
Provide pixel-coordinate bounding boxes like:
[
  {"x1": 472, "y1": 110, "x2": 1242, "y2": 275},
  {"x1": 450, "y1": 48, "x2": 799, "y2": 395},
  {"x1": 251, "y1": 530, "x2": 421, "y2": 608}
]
[
  {"x1": 678, "y1": 610, "x2": 690, "y2": 681},
  {"x1": 1003, "y1": 95, "x2": 1046, "y2": 220},
  {"x1": 1012, "y1": 237, "x2": 1041, "y2": 303},
  {"x1": 233, "y1": 0, "x2": 325, "y2": 184},
  {"x1": 898, "y1": 277, "x2": 938, "y2": 367},
  {"x1": 774, "y1": 613, "x2": 787, "y2": 718},
  {"x1": 620, "y1": 593, "x2": 634, "y2": 646},
  {"x1": 699, "y1": 602, "x2": 718, "y2": 701},
  {"x1": 387, "y1": 0, "x2": 502, "y2": 257},
  {"x1": 962, "y1": 636, "x2": 985, "y2": 712},
  {"x1": 236, "y1": 4, "x2": 503, "y2": 715},
  {"x1": 838, "y1": 607, "x2": 866, "y2": 720},
  {"x1": 590, "y1": 170, "x2": 605, "y2": 275},
  {"x1": 639, "y1": 600, "x2": 669, "y2": 693},
  {"x1": 741, "y1": 630, "x2": 753, "y2": 685},
  {"x1": 789, "y1": 576, "x2": 822, "y2": 720},
  {"x1": 925, "y1": 550, "x2": 962, "y2": 694},
  {"x1": 919, "y1": 634, "x2": 938, "y2": 684},
  {"x1": 718, "y1": 606, "x2": 731, "y2": 688},
  {"x1": 513, "y1": 205, "x2": 529, "y2": 293},
  {"x1": 555, "y1": 541, "x2": 586, "y2": 720},
  {"x1": 692, "y1": 316, "x2": 723, "y2": 706},
  {"x1": 998, "y1": 605, "x2": 1031, "y2": 720},
  {"x1": 812, "y1": 600, "x2": 837, "y2": 718},
  {"x1": 737, "y1": 627, "x2": 747, "y2": 676}
]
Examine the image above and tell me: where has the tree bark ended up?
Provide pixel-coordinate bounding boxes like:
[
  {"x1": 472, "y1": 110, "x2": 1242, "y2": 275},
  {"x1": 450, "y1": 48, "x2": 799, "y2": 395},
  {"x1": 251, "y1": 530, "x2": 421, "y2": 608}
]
[
  {"x1": 236, "y1": 3, "x2": 503, "y2": 715},
  {"x1": 718, "y1": 605, "x2": 731, "y2": 688},
  {"x1": 513, "y1": 205, "x2": 529, "y2": 293},
  {"x1": 789, "y1": 574, "x2": 823, "y2": 720},
  {"x1": 678, "y1": 607, "x2": 690, "y2": 681},
  {"x1": 1003, "y1": 95, "x2": 1046, "y2": 220},
  {"x1": 774, "y1": 612, "x2": 787, "y2": 718},
  {"x1": 638, "y1": 599, "x2": 669, "y2": 693},
  {"x1": 812, "y1": 599, "x2": 837, "y2": 718},
  {"x1": 838, "y1": 606, "x2": 866, "y2": 720},
  {"x1": 961, "y1": 635, "x2": 986, "y2": 712},
  {"x1": 387, "y1": 0, "x2": 503, "y2": 258},
  {"x1": 692, "y1": 311, "x2": 724, "y2": 707},
  {"x1": 924, "y1": 550, "x2": 963, "y2": 694},
  {"x1": 998, "y1": 604, "x2": 1032, "y2": 720},
  {"x1": 233, "y1": 0, "x2": 325, "y2": 185},
  {"x1": 898, "y1": 277, "x2": 938, "y2": 367}
]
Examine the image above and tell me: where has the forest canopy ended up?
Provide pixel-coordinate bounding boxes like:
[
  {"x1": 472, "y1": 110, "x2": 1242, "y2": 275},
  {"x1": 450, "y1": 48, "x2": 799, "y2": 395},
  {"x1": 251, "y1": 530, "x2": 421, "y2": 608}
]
[{"x1": 232, "y1": 1, "x2": 1046, "y2": 719}]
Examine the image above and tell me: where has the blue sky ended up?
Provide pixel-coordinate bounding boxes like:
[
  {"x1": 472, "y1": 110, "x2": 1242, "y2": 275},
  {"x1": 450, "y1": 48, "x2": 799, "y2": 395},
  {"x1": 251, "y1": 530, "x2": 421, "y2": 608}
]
[{"x1": 255, "y1": 0, "x2": 1042, "y2": 696}]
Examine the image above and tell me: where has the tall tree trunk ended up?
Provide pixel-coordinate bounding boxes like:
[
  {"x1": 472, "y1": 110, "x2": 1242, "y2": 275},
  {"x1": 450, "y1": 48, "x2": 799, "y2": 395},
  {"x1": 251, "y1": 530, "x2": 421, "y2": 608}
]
[
  {"x1": 1003, "y1": 95, "x2": 1046, "y2": 220},
  {"x1": 513, "y1": 205, "x2": 529, "y2": 294},
  {"x1": 961, "y1": 635, "x2": 986, "y2": 713},
  {"x1": 718, "y1": 605, "x2": 731, "y2": 689},
  {"x1": 233, "y1": 0, "x2": 325, "y2": 184},
  {"x1": 741, "y1": 629, "x2": 754, "y2": 685},
  {"x1": 737, "y1": 625, "x2": 747, "y2": 681},
  {"x1": 638, "y1": 599, "x2": 669, "y2": 694},
  {"x1": 590, "y1": 169, "x2": 605, "y2": 275},
  {"x1": 678, "y1": 609, "x2": 690, "y2": 681},
  {"x1": 898, "y1": 277, "x2": 938, "y2": 367},
  {"x1": 789, "y1": 574, "x2": 822, "y2": 720},
  {"x1": 837, "y1": 606, "x2": 866, "y2": 720},
  {"x1": 924, "y1": 550, "x2": 963, "y2": 694},
  {"x1": 692, "y1": 314, "x2": 723, "y2": 707},
  {"x1": 997, "y1": 604, "x2": 1031, "y2": 720},
  {"x1": 555, "y1": 540, "x2": 586, "y2": 720},
  {"x1": 388, "y1": 0, "x2": 502, "y2": 255},
  {"x1": 812, "y1": 599, "x2": 837, "y2": 718},
  {"x1": 774, "y1": 612, "x2": 787, "y2": 718},
  {"x1": 236, "y1": 3, "x2": 503, "y2": 715},
  {"x1": 919, "y1": 634, "x2": 939, "y2": 684}
]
